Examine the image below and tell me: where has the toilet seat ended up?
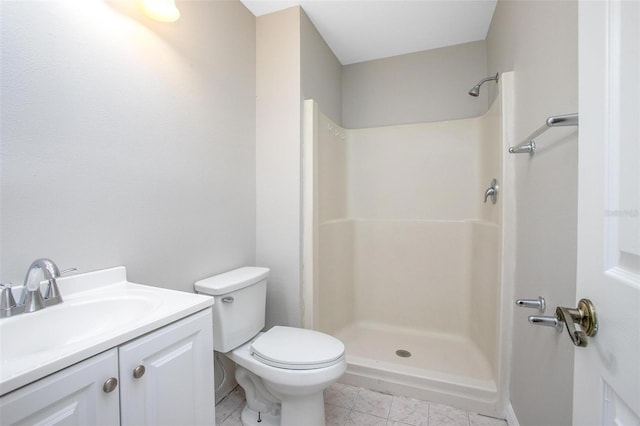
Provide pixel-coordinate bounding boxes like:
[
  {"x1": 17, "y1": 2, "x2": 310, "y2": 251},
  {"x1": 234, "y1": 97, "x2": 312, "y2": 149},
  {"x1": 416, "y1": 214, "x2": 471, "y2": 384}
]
[{"x1": 250, "y1": 326, "x2": 345, "y2": 370}]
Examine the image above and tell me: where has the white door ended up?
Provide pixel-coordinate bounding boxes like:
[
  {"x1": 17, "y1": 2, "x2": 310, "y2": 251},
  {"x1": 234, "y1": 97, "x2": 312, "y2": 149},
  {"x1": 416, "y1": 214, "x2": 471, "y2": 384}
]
[{"x1": 575, "y1": 0, "x2": 640, "y2": 424}]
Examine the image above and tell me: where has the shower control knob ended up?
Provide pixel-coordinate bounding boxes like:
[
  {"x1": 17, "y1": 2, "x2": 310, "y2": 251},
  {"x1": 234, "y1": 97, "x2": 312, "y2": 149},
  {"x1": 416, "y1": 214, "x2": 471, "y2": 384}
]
[{"x1": 484, "y1": 179, "x2": 499, "y2": 204}]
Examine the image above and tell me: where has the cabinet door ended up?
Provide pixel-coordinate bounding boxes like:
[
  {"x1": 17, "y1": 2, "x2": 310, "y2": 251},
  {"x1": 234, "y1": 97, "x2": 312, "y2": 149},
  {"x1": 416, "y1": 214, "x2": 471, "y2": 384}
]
[
  {"x1": 119, "y1": 309, "x2": 214, "y2": 426},
  {"x1": 0, "y1": 349, "x2": 119, "y2": 426}
]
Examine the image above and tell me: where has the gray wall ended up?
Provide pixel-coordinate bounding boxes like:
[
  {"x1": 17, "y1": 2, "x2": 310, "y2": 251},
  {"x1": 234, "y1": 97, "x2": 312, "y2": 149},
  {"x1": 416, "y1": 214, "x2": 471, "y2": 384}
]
[
  {"x1": 342, "y1": 41, "x2": 488, "y2": 128},
  {"x1": 256, "y1": 7, "x2": 342, "y2": 328},
  {"x1": 301, "y1": 11, "x2": 343, "y2": 125},
  {"x1": 0, "y1": 1, "x2": 257, "y2": 292},
  {"x1": 256, "y1": 7, "x2": 303, "y2": 328},
  {"x1": 487, "y1": 2, "x2": 579, "y2": 425}
]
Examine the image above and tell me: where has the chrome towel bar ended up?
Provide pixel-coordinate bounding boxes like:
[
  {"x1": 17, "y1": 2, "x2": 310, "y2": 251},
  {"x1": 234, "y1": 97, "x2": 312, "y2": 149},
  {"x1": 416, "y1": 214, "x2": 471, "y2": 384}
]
[{"x1": 509, "y1": 113, "x2": 579, "y2": 154}]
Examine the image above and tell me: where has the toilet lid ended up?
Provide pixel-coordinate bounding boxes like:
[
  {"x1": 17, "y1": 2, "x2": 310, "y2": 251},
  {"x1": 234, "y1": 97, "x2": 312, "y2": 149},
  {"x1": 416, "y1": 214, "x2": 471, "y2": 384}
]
[{"x1": 250, "y1": 326, "x2": 345, "y2": 370}]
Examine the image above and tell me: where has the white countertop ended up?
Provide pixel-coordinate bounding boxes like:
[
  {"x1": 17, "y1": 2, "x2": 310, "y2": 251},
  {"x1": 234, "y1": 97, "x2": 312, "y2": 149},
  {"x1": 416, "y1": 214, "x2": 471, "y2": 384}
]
[{"x1": 0, "y1": 266, "x2": 213, "y2": 396}]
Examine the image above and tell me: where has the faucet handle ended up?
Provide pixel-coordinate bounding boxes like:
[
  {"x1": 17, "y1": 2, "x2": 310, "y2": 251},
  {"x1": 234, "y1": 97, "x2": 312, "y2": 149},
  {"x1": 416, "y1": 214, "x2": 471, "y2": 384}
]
[
  {"x1": 1, "y1": 283, "x2": 17, "y2": 310},
  {"x1": 23, "y1": 287, "x2": 46, "y2": 313},
  {"x1": 44, "y1": 267, "x2": 77, "y2": 304}
]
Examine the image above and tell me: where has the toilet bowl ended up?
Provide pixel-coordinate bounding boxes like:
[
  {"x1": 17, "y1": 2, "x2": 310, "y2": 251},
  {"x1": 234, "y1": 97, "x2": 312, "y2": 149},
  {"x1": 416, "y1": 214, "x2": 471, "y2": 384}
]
[
  {"x1": 228, "y1": 328, "x2": 345, "y2": 425},
  {"x1": 194, "y1": 267, "x2": 346, "y2": 426}
]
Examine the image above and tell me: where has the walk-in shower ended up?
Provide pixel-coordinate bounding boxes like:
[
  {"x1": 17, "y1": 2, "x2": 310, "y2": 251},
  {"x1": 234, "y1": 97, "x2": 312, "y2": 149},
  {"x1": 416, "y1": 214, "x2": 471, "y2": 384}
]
[{"x1": 303, "y1": 73, "x2": 515, "y2": 417}]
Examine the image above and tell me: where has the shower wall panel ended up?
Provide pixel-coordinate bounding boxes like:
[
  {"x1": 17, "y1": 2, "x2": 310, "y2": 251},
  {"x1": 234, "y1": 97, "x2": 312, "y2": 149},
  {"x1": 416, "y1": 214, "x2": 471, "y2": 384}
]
[
  {"x1": 318, "y1": 113, "x2": 347, "y2": 222},
  {"x1": 353, "y1": 220, "x2": 472, "y2": 335},
  {"x1": 315, "y1": 113, "x2": 496, "y2": 340},
  {"x1": 316, "y1": 111, "x2": 352, "y2": 334},
  {"x1": 471, "y1": 89, "x2": 504, "y2": 376},
  {"x1": 478, "y1": 91, "x2": 503, "y2": 225},
  {"x1": 470, "y1": 222, "x2": 500, "y2": 375},
  {"x1": 318, "y1": 220, "x2": 355, "y2": 334},
  {"x1": 347, "y1": 119, "x2": 482, "y2": 221}
]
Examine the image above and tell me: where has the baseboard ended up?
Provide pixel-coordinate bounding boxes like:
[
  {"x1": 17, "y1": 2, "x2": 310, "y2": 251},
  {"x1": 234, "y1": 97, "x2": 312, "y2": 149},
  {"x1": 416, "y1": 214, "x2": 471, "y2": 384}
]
[{"x1": 504, "y1": 401, "x2": 520, "y2": 426}]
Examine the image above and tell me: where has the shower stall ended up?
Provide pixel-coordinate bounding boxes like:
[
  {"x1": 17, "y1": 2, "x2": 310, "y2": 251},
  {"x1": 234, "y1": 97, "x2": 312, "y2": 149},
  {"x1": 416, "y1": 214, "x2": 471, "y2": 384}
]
[{"x1": 302, "y1": 73, "x2": 515, "y2": 417}]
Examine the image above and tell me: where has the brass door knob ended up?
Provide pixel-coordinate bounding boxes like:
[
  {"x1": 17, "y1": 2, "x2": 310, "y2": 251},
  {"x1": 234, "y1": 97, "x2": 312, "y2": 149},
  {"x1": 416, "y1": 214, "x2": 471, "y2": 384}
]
[{"x1": 556, "y1": 298, "x2": 598, "y2": 347}]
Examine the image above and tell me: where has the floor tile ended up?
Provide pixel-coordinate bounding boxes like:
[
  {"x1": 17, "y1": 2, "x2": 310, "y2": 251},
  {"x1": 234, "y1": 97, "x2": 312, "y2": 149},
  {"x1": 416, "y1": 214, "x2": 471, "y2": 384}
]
[
  {"x1": 469, "y1": 413, "x2": 508, "y2": 426},
  {"x1": 325, "y1": 403, "x2": 351, "y2": 426},
  {"x1": 352, "y1": 389, "x2": 394, "y2": 418},
  {"x1": 429, "y1": 403, "x2": 470, "y2": 426},
  {"x1": 216, "y1": 384, "x2": 508, "y2": 426},
  {"x1": 346, "y1": 410, "x2": 388, "y2": 426},
  {"x1": 215, "y1": 387, "x2": 246, "y2": 424},
  {"x1": 325, "y1": 382, "x2": 361, "y2": 409},
  {"x1": 219, "y1": 402, "x2": 243, "y2": 426},
  {"x1": 388, "y1": 395, "x2": 430, "y2": 426}
]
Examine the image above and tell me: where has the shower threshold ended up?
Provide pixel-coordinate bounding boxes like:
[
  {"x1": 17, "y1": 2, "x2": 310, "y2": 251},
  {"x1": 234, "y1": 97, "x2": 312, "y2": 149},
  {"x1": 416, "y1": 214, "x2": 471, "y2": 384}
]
[{"x1": 333, "y1": 321, "x2": 500, "y2": 416}]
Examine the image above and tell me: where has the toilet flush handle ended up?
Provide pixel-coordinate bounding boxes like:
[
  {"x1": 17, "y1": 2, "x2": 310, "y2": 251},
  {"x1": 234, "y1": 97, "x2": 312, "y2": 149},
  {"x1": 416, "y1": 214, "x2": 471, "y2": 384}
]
[{"x1": 222, "y1": 296, "x2": 234, "y2": 303}]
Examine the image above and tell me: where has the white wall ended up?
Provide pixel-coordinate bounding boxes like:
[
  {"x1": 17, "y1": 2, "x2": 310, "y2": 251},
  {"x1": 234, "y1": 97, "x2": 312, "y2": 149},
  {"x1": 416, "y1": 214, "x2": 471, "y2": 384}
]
[
  {"x1": 342, "y1": 41, "x2": 488, "y2": 128},
  {"x1": 487, "y1": 2, "x2": 579, "y2": 425},
  {"x1": 0, "y1": 1, "x2": 256, "y2": 292}
]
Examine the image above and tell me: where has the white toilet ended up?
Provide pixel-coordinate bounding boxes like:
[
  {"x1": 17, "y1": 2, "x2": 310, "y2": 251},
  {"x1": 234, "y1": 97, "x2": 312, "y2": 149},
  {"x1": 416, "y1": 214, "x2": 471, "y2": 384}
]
[{"x1": 194, "y1": 267, "x2": 346, "y2": 426}]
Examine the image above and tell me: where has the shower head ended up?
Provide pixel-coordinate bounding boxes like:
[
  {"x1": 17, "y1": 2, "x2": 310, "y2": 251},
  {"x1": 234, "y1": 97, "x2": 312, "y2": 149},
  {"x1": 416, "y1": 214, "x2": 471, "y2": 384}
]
[
  {"x1": 468, "y1": 73, "x2": 499, "y2": 97},
  {"x1": 468, "y1": 85, "x2": 482, "y2": 97}
]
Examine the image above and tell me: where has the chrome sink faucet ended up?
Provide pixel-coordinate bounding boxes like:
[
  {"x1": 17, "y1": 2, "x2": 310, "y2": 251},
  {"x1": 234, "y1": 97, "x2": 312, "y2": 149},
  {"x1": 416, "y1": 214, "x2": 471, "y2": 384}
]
[
  {"x1": 20, "y1": 258, "x2": 62, "y2": 312},
  {"x1": 0, "y1": 258, "x2": 77, "y2": 317}
]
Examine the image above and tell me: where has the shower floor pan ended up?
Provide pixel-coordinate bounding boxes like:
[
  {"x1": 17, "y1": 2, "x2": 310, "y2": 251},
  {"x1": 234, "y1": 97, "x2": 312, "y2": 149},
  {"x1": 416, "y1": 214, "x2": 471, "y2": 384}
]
[{"x1": 333, "y1": 322, "x2": 499, "y2": 415}]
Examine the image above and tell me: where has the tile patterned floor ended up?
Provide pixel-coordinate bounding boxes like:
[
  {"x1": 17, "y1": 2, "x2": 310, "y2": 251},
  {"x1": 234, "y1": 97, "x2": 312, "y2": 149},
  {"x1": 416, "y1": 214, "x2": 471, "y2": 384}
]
[{"x1": 215, "y1": 383, "x2": 508, "y2": 426}]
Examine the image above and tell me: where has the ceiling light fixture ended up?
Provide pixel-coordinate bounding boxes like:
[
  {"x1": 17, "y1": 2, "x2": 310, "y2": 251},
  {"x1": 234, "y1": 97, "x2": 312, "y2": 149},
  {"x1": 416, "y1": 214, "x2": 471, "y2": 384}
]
[{"x1": 140, "y1": 0, "x2": 180, "y2": 22}]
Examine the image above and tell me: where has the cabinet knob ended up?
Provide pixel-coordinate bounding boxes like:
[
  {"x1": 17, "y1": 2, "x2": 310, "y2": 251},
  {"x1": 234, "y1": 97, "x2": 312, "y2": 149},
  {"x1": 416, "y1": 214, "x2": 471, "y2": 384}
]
[
  {"x1": 103, "y1": 377, "x2": 118, "y2": 393},
  {"x1": 133, "y1": 365, "x2": 146, "y2": 379}
]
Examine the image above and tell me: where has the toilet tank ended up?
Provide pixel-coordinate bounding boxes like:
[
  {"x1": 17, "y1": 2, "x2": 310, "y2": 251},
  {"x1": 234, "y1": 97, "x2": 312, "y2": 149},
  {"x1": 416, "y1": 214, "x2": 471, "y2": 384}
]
[{"x1": 194, "y1": 267, "x2": 269, "y2": 353}]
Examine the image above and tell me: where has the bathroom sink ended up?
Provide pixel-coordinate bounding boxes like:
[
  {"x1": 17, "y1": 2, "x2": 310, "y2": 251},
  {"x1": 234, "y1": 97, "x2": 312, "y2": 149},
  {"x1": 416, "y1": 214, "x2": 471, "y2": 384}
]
[
  {"x1": 0, "y1": 267, "x2": 213, "y2": 396},
  {"x1": 0, "y1": 294, "x2": 156, "y2": 359}
]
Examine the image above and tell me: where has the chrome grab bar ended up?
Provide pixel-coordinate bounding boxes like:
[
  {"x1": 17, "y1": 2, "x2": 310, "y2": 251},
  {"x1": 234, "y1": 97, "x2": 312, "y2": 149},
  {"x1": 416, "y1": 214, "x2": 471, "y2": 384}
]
[{"x1": 509, "y1": 113, "x2": 578, "y2": 154}]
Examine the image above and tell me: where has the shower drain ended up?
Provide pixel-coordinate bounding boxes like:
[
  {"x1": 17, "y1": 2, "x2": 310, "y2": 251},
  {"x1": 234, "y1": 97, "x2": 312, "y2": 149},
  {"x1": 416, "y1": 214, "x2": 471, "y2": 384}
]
[{"x1": 395, "y1": 349, "x2": 412, "y2": 358}]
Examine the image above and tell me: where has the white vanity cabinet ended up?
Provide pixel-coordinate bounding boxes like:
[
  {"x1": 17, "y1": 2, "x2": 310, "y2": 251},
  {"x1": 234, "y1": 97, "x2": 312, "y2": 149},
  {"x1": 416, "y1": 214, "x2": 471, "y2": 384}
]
[
  {"x1": 0, "y1": 349, "x2": 121, "y2": 425},
  {"x1": 0, "y1": 309, "x2": 214, "y2": 426},
  {"x1": 119, "y1": 308, "x2": 214, "y2": 426}
]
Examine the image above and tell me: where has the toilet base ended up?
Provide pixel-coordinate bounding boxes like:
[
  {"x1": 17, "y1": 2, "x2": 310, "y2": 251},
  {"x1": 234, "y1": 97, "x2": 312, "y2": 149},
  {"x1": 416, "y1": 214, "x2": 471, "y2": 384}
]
[
  {"x1": 240, "y1": 404, "x2": 280, "y2": 426},
  {"x1": 228, "y1": 334, "x2": 346, "y2": 426},
  {"x1": 265, "y1": 386, "x2": 326, "y2": 426}
]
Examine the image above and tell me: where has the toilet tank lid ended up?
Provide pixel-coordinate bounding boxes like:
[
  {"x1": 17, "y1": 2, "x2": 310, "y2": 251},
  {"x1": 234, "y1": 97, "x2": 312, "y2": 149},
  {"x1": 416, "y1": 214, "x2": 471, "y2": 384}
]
[{"x1": 194, "y1": 267, "x2": 270, "y2": 295}]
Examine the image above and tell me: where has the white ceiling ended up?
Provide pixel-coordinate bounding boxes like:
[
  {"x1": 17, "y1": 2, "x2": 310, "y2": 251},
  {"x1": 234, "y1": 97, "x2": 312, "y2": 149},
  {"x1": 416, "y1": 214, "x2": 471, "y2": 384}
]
[{"x1": 240, "y1": 0, "x2": 497, "y2": 65}]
